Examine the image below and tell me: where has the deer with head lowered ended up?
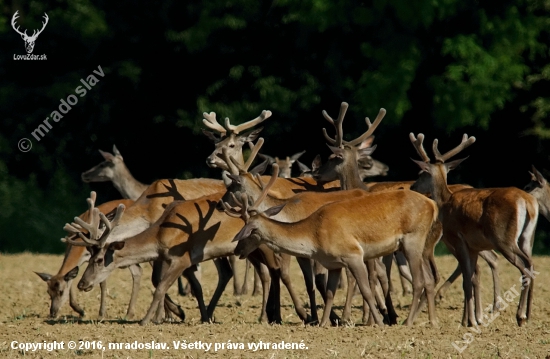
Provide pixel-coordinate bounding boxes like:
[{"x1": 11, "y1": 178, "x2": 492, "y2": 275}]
[
  {"x1": 66, "y1": 163, "x2": 321, "y2": 326},
  {"x1": 35, "y1": 197, "x2": 140, "y2": 319},
  {"x1": 409, "y1": 133, "x2": 538, "y2": 327},
  {"x1": 223, "y1": 159, "x2": 440, "y2": 327}
]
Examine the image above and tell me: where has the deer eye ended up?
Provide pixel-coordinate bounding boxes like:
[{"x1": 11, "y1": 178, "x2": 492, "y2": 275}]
[{"x1": 96, "y1": 258, "x2": 104, "y2": 264}]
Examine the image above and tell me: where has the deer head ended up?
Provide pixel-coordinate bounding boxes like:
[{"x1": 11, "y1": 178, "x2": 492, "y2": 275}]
[
  {"x1": 203, "y1": 110, "x2": 271, "y2": 171},
  {"x1": 409, "y1": 133, "x2": 476, "y2": 202},
  {"x1": 524, "y1": 165, "x2": 550, "y2": 221},
  {"x1": 258, "y1": 150, "x2": 306, "y2": 178},
  {"x1": 11, "y1": 11, "x2": 49, "y2": 54},
  {"x1": 81, "y1": 145, "x2": 125, "y2": 183},
  {"x1": 35, "y1": 266, "x2": 80, "y2": 318},
  {"x1": 313, "y1": 102, "x2": 385, "y2": 189}
]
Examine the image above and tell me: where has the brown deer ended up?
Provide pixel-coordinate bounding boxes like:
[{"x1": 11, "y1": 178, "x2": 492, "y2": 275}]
[
  {"x1": 65, "y1": 171, "x2": 317, "y2": 326},
  {"x1": 224, "y1": 165, "x2": 440, "y2": 327},
  {"x1": 202, "y1": 110, "x2": 274, "y2": 296},
  {"x1": 81, "y1": 145, "x2": 199, "y2": 297},
  {"x1": 409, "y1": 133, "x2": 538, "y2": 327},
  {"x1": 35, "y1": 198, "x2": 142, "y2": 319}
]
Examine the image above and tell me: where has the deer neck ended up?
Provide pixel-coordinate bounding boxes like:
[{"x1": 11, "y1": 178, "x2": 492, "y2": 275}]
[
  {"x1": 430, "y1": 168, "x2": 453, "y2": 208},
  {"x1": 111, "y1": 164, "x2": 148, "y2": 200},
  {"x1": 254, "y1": 218, "x2": 316, "y2": 258},
  {"x1": 57, "y1": 244, "x2": 88, "y2": 276},
  {"x1": 338, "y1": 156, "x2": 369, "y2": 191},
  {"x1": 112, "y1": 233, "x2": 159, "y2": 268}
]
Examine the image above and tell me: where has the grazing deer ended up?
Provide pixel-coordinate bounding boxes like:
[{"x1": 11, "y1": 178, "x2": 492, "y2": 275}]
[
  {"x1": 81, "y1": 145, "x2": 198, "y2": 297},
  {"x1": 224, "y1": 164, "x2": 440, "y2": 327},
  {"x1": 65, "y1": 179, "x2": 316, "y2": 326},
  {"x1": 35, "y1": 198, "x2": 143, "y2": 319},
  {"x1": 409, "y1": 133, "x2": 538, "y2": 327}
]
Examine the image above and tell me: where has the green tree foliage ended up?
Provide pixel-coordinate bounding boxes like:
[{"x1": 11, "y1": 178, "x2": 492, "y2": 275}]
[{"x1": 0, "y1": 0, "x2": 548, "y2": 253}]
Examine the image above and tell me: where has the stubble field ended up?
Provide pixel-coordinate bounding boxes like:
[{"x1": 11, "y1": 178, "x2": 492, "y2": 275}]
[{"x1": 1, "y1": 253, "x2": 550, "y2": 358}]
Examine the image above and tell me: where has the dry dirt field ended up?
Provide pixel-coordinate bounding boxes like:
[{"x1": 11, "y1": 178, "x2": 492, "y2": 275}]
[{"x1": 1, "y1": 253, "x2": 550, "y2": 358}]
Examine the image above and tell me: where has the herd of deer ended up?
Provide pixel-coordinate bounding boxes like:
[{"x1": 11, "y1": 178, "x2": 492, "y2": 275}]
[{"x1": 34, "y1": 102, "x2": 550, "y2": 329}]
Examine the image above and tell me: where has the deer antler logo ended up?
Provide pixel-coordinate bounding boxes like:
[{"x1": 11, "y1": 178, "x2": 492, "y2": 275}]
[{"x1": 11, "y1": 11, "x2": 49, "y2": 54}]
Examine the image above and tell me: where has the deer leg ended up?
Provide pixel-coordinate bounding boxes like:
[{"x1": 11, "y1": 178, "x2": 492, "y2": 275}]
[
  {"x1": 341, "y1": 267, "x2": 356, "y2": 323},
  {"x1": 266, "y1": 268, "x2": 282, "y2": 324},
  {"x1": 314, "y1": 262, "x2": 341, "y2": 325},
  {"x1": 366, "y1": 260, "x2": 388, "y2": 324},
  {"x1": 346, "y1": 259, "x2": 385, "y2": 327},
  {"x1": 435, "y1": 264, "x2": 461, "y2": 304},
  {"x1": 247, "y1": 256, "x2": 270, "y2": 323},
  {"x1": 473, "y1": 261, "x2": 483, "y2": 324},
  {"x1": 252, "y1": 266, "x2": 262, "y2": 296},
  {"x1": 141, "y1": 260, "x2": 186, "y2": 326},
  {"x1": 376, "y1": 257, "x2": 397, "y2": 325},
  {"x1": 205, "y1": 258, "x2": 233, "y2": 321},
  {"x1": 296, "y1": 257, "x2": 318, "y2": 325},
  {"x1": 177, "y1": 276, "x2": 188, "y2": 296},
  {"x1": 319, "y1": 268, "x2": 341, "y2": 327},
  {"x1": 279, "y1": 254, "x2": 310, "y2": 323},
  {"x1": 69, "y1": 284, "x2": 85, "y2": 317},
  {"x1": 518, "y1": 219, "x2": 536, "y2": 324},
  {"x1": 228, "y1": 255, "x2": 244, "y2": 296},
  {"x1": 401, "y1": 244, "x2": 427, "y2": 326},
  {"x1": 151, "y1": 259, "x2": 185, "y2": 322},
  {"x1": 497, "y1": 245, "x2": 534, "y2": 326},
  {"x1": 479, "y1": 250, "x2": 500, "y2": 312},
  {"x1": 455, "y1": 243, "x2": 478, "y2": 327},
  {"x1": 125, "y1": 264, "x2": 142, "y2": 320},
  {"x1": 98, "y1": 280, "x2": 107, "y2": 319},
  {"x1": 180, "y1": 264, "x2": 207, "y2": 322},
  {"x1": 394, "y1": 251, "x2": 413, "y2": 295}
]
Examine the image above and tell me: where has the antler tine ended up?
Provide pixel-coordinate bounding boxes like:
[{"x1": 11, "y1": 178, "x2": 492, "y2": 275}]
[
  {"x1": 230, "y1": 192, "x2": 245, "y2": 208},
  {"x1": 35, "y1": 13, "x2": 48, "y2": 36},
  {"x1": 229, "y1": 110, "x2": 272, "y2": 134},
  {"x1": 62, "y1": 223, "x2": 98, "y2": 246},
  {"x1": 433, "y1": 133, "x2": 476, "y2": 163},
  {"x1": 221, "y1": 201, "x2": 243, "y2": 218},
  {"x1": 347, "y1": 108, "x2": 386, "y2": 147},
  {"x1": 243, "y1": 138, "x2": 265, "y2": 172},
  {"x1": 61, "y1": 235, "x2": 90, "y2": 247},
  {"x1": 96, "y1": 204, "x2": 125, "y2": 248},
  {"x1": 218, "y1": 147, "x2": 241, "y2": 175},
  {"x1": 322, "y1": 102, "x2": 348, "y2": 147},
  {"x1": 251, "y1": 164, "x2": 279, "y2": 209},
  {"x1": 409, "y1": 133, "x2": 431, "y2": 162},
  {"x1": 202, "y1": 112, "x2": 227, "y2": 134}
]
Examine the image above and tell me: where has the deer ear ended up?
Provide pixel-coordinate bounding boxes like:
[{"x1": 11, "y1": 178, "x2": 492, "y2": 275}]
[
  {"x1": 311, "y1": 154, "x2": 322, "y2": 171},
  {"x1": 241, "y1": 127, "x2": 264, "y2": 143},
  {"x1": 112, "y1": 145, "x2": 123, "y2": 159},
  {"x1": 250, "y1": 158, "x2": 269, "y2": 176},
  {"x1": 411, "y1": 158, "x2": 431, "y2": 173},
  {"x1": 445, "y1": 157, "x2": 468, "y2": 171},
  {"x1": 35, "y1": 272, "x2": 52, "y2": 282},
  {"x1": 358, "y1": 144, "x2": 377, "y2": 159},
  {"x1": 532, "y1": 166, "x2": 547, "y2": 187},
  {"x1": 202, "y1": 129, "x2": 219, "y2": 143},
  {"x1": 233, "y1": 223, "x2": 256, "y2": 242},
  {"x1": 358, "y1": 136, "x2": 375, "y2": 150},
  {"x1": 99, "y1": 149, "x2": 114, "y2": 161},
  {"x1": 64, "y1": 266, "x2": 79, "y2": 281},
  {"x1": 264, "y1": 203, "x2": 286, "y2": 217}
]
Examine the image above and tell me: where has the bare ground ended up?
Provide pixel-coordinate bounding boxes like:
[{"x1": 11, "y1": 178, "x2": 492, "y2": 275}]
[{"x1": 1, "y1": 253, "x2": 550, "y2": 358}]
